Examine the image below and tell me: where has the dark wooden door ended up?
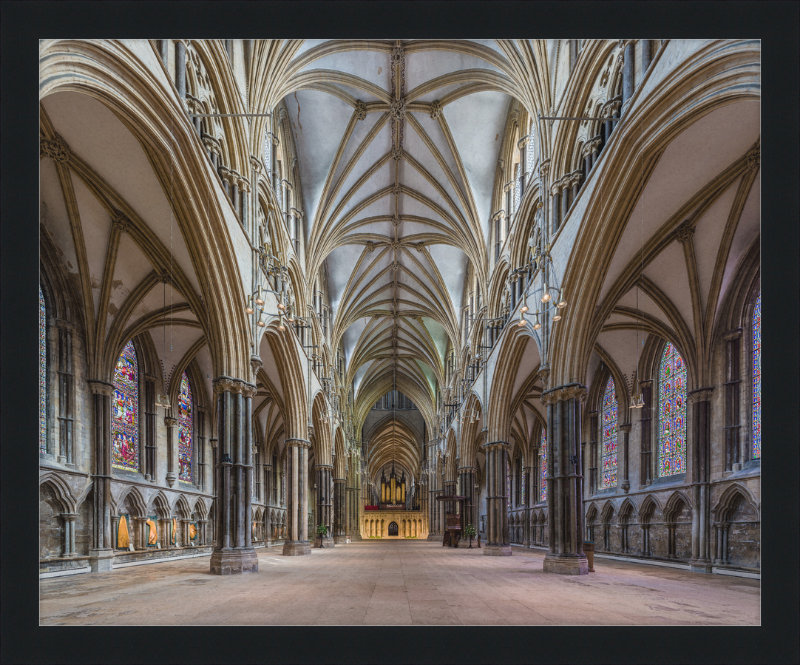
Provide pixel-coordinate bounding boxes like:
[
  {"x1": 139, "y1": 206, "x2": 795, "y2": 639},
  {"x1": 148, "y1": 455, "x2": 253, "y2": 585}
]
[{"x1": 388, "y1": 521, "x2": 398, "y2": 536}]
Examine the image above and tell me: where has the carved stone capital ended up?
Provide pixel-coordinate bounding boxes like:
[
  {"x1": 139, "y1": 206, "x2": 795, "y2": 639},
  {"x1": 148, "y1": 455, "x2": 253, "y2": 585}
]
[
  {"x1": 354, "y1": 100, "x2": 367, "y2": 121},
  {"x1": 569, "y1": 170, "x2": 584, "y2": 187},
  {"x1": 250, "y1": 354, "x2": 263, "y2": 374},
  {"x1": 213, "y1": 376, "x2": 257, "y2": 396},
  {"x1": 619, "y1": 423, "x2": 632, "y2": 433},
  {"x1": 430, "y1": 100, "x2": 442, "y2": 119},
  {"x1": 540, "y1": 383, "x2": 588, "y2": 406},
  {"x1": 164, "y1": 417, "x2": 178, "y2": 428},
  {"x1": 457, "y1": 466, "x2": 478, "y2": 473},
  {"x1": 202, "y1": 134, "x2": 222, "y2": 155},
  {"x1": 88, "y1": 380, "x2": 114, "y2": 397},
  {"x1": 250, "y1": 156, "x2": 263, "y2": 173},
  {"x1": 722, "y1": 328, "x2": 743, "y2": 342},
  {"x1": 285, "y1": 437, "x2": 312, "y2": 449},
  {"x1": 539, "y1": 159, "x2": 551, "y2": 177},
  {"x1": 41, "y1": 134, "x2": 71, "y2": 163},
  {"x1": 688, "y1": 387, "x2": 714, "y2": 404},
  {"x1": 481, "y1": 441, "x2": 510, "y2": 452},
  {"x1": 551, "y1": 180, "x2": 564, "y2": 196},
  {"x1": 675, "y1": 220, "x2": 696, "y2": 244},
  {"x1": 639, "y1": 379, "x2": 653, "y2": 389}
]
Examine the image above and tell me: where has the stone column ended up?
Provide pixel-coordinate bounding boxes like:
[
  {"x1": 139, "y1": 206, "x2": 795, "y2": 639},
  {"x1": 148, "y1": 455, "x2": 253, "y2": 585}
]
[
  {"x1": 333, "y1": 478, "x2": 346, "y2": 543},
  {"x1": 175, "y1": 40, "x2": 188, "y2": 102},
  {"x1": 541, "y1": 384, "x2": 589, "y2": 574},
  {"x1": 315, "y1": 464, "x2": 334, "y2": 546},
  {"x1": 723, "y1": 329, "x2": 743, "y2": 471},
  {"x1": 55, "y1": 320, "x2": 74, "y2": 465},
  {"x1": 88, "y1": 380, "x2": 114, "y2": 572},
  {"x1": 689, "y1": 387, "x2": 714, "y2": 573},
  {"x1": 523, "y1": 465, "x2": 532, "y2": 546},
  {"x1": 197, "y1": 519, "x2": 208, "y2": 547},
  {"x1": 283, "y1": 438, "x2": 312, "y2": 555},
  {"x1": 561, "y1": 181, "x2": 570, "y2": 222},
  {"x1": 263, "y1": 463, "x2": 272, "y2": 543},
  {"x1": 639, "y1": 381, "x2": 653, "y2": 486},
  {"x1": 62, "y1": 513, "x2": 77, "y2": 557},
  {"x1": 551, "y1": 183, "x2": 561, "y2": 234},
  {"x1": 619, "y1": 423, "x2": 632, "y2": 493},
  {"x1": 482, "y1": 441, "x2": 511, "y2": 556},
  {"x1": 210, "y1": 377, "x2": 258, "y2": 574},
  {"x1": 164, "y1": 416, "x2": 177, "y2": 487},
  {"x1": 159, "y1": 40, "x2": 169, "y2": 67},
  {"x1": 134, "y1": 517, "x2": 148, "y2": 551},
  {"x1": 570, "y1": 171, "x2": 582, "y2": 206},
  {"x1": 143, "y1": 375, "x2": 156, "y2": 481},
  {"x1": 458, "y1": 466, "x2": 477, "y2": 542},
  {"x1": 588, "y1": 411, "x2": 598, "y2": 495},
  {"x1": 640, "y1": 39, "x2": 651, "y2": 75},
  {"x1": 622, "y1": 41, "x2": 635, "y2": 108}
]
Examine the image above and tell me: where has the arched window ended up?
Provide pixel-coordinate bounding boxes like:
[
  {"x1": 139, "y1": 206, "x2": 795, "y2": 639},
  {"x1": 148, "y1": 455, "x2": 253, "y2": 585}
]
[
  {"x1": 752, "y1": 293, "x2": 761, "y2": 459},
  {"x1": 658, "y1": 342, "x2": 687, "y2": 477},
  {"x1": 177, "y1": 371, "x2": 193, "y2": 483},
  {"x1": 540, "y1": 428, "x2": 547, "y2": 503},
  {"x1": 112, "y1": 340, "x2": 139, "y2": 472},
  {"x1": 40, "y1": 286, "x2": 47, "y2": 453},
  {"x1": 601, "y1": 376, "x2": 618, "y2": 488}
]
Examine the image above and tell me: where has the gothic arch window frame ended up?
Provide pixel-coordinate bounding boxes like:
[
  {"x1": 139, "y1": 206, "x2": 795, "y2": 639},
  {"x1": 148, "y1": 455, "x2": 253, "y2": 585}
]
[
  {"x1": 657, "y1": 340, "x2": 688, "y2": 478},
  {"x1": 600, "y1": 374, "x2": 619, "y2": 489},
  {"x1": 39, "y1": 284, "x2": 49, "y2": 455},
  {"x1": 177, "y1": 370, "x2": 195, "y2": 485},
  {"x1": 111, "y1": 339, "x2": 143, "y2": 473},
  {"x1": 749, "y1": 288, "x2": 762, "y2": 462}
]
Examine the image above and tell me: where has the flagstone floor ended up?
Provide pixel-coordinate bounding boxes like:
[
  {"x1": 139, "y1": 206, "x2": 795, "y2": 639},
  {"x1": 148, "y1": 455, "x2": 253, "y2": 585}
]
[{"x1": 39, "y1": 540, "x2": 760, "y2": 625}]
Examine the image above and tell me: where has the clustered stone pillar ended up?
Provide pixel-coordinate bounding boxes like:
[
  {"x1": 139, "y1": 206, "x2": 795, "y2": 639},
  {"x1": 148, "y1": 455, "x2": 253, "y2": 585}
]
[
  {"x1": 283, "y1": 438, "x2": 311, "y2": 555},
  {"x1": 88, "y1": 380, "x2": 114, "y2": 572},
  {"x1": 551, "y1": 183, "x2": 562, "y2": 234},
  {"x1": 457, "y1": 466, "x2": 477, "y2": 542},
  {"x1": 333, "y1": 477, "x2": 346, "y2": 544},
  {"x1": 482, "y1": 441, "x2": 511, "y2": 556},
  {"x1": 619, "y1": 423, "x2": 632, "y2": 493},
  {"x1": 210, "y1": 377, "x2": 258, "y2": 574},
  {"x1": 723, "y1": 329, "x2": 743, "y2": 471},
  {"x1": 689, "y1": 387, "x2": 714, "y2": 573},
  {"x1": 523, "y1": 463, "x2": 533, "y2": 546},
  {"x1": 622, "y1": 41, "x2": 635, "y2": 109},
  {"x1": 55, "y1": 320, "x2": 75, "y2": 465},
  {"x1": 541, "y1": 384, "x2": 589, "y2": 574},
  {"x1": 143, "y1": 375, "x2": 156, "y2": 481},
  {"x1": 315, "y1": 464, "x2": 334, "y2": 546},
  {"x1": 61, "y1": 513, "x2": 77, "y2": 557},
  {"x1": 639, "y1": 381, "x2": 653, "y2": 486},
  {"x1": 164, "y1": 416, "x2": 177, "y2": 487},
  {"x1": 175, "y1": 40, "x2": 188, "y2": 102}
]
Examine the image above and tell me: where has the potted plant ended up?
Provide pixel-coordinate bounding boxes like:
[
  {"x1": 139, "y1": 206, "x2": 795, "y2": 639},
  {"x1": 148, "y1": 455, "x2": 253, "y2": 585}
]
[
  {"x1": 464, "y1": 523, "x2": 477, "y2": 548},
  {"x1": 314, "y1": 523, "x2": 329, "y2": 548}
]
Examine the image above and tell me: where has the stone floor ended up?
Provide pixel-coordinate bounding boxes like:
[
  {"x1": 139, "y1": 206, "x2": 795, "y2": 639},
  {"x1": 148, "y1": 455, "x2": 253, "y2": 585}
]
[{"x1": 39, "y1": 540, "x2": 760, "y2": 625}]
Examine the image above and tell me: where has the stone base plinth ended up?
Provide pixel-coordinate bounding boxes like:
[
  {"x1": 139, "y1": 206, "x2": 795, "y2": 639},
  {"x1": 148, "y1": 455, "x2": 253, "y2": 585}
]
[
  {"x1": 89, "y1": 549, "x2": 114, "y2": 573},
  {"x1": 457, "y1": 538, "x2": 478, "y2": 548},
  {"x1": 209, "y1": 548, "x2": 259, "y2": 575},
  {"x1": 314, "y1": 536, "x2": 335, "y2": 548},
  {"x1": 333, "y1": 535, "x2": 347, "y2": 544},
  {"x1": 282, "y1": 540, "x2": 311, "y2": 556},
  {"x1": 543, "y1": 553, "x2": 588, "y2": 575},
  {"x1": 483, "y1": 544, "x2": 512, "y2": 556},
  {"x1": 688, "y1": 559, "x2": 712, "y2": 574},
  {"x1": 427, "y1": 533, "x2": 442, "y2": 542}
]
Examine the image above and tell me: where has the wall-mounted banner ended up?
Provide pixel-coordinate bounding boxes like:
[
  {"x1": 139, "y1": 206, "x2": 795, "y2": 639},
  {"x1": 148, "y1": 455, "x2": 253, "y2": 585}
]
[
  {"x1": 117, "y1": 514, "x2": 130, "y2": 549},
  {"x1": 146, "y1": 516, "x2": 158, "y2": 547}
]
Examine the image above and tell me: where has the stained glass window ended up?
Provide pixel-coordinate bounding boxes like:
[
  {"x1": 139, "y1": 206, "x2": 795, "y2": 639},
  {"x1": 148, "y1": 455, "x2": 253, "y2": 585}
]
[
  {"x1": 658, "y1": 342, "x2": 687, "y2": 477},
  {"x1": 752, "y1": 293, "x2": 761, "y2": 459},
  {"x1": 540, "y1": 428, "x2": 547, "y2": 503},
  {"x1": 40, "y1": 286, "x2": 47, "y2": 453},
  {"x1": 112, "y1": 340, "x2": 139, "y2": 471},
  {"x1": 521, "y1": 464, "x2": 526, "y2": 506},
  {"x1": 601, "y1": 376, "x2": 618, "y2": 487},
  {"x1": 178, "y1": 371, "x2": 193, "y2": 483}
]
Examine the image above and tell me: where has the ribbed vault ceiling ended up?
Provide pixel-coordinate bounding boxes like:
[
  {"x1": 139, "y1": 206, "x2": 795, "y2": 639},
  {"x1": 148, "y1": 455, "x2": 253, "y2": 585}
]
[{"x1": 278, "y1": 40, "x2": 515, "y2": 419}]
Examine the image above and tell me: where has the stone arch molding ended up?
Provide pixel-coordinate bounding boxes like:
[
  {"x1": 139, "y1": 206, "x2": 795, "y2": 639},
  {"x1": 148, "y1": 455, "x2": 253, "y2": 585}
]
[{"x1": 39, "y1": 39, "x2": 253, "y2": 382}]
